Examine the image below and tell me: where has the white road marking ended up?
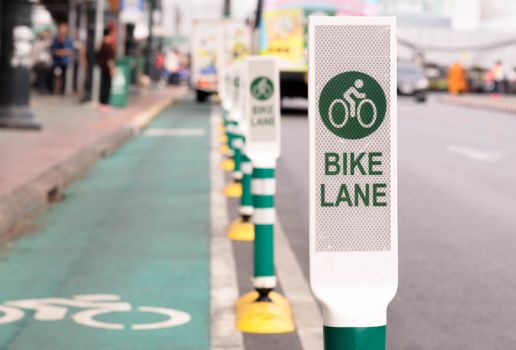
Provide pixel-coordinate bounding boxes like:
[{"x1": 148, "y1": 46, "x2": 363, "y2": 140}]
[
  {"x1": 2, "y1": 294, "x2": 191, "y2": 330},
  {"x1": 447, "y1": 144, "x2": 504, "y2": 162},
  {"x1": 276, "y1": 219, "x2": 323, "y2": 349},
  {"x1": 144, "y1": 128, "x2": 206, "y2": 137},
  {"x1": 0, "y1": 306, "x2": 24, "y2": 325},
  {"x1": 210, "y1": 108, "x2": 244, "y2": 350},
  {"x1": 132, "y1": 306, "x2": 191, "y2": 330}
]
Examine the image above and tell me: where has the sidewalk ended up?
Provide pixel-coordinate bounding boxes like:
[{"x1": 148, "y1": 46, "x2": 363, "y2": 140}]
[
  {"x1": 0, "y1": 87, "x2": 187, "y2": 241},
  {"x1": 0, "y1": 98, "x2": 212, "y2": 349},
  {"x1": 439, "y1": 94, "x2": 516, "y2": 114}
]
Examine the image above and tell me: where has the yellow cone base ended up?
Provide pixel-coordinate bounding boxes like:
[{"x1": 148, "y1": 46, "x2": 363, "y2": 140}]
[
  {"x1": 236, "y1": 291, "x2": 295, "y2": 334},
  {"x1": 220, "y1": 158, "x2": 235, "y2": 172},
  {"x1": 224, "y1": 182, "x2": 242, "y2": 198},
  {"x1": 219, "y1": 144, "x2": 230, "y2": 155},
  {"x1": 227, "y1": 218, "x2": 254, "y2": 241}
]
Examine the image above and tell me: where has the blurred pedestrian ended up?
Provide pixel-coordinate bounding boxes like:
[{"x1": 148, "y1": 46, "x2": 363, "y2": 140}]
[
  {"x1": 97, "y1": 28, "x2": 116, "y2": 111},
  {"x1": 491, "y1": 60, "x2": 505, "y2": 96},
  {"x1": 447, "y1": 61, "x2": 468, "y2": 96},
  {"x1": 33, "y1": 30, "x2": 52, "y2": 94},
  {"x1": 164, "y1": 48, "x2": 180, "y2": 85},
  {"x1": 50, "y1": 23, "x2": 74, "y2": 95}
]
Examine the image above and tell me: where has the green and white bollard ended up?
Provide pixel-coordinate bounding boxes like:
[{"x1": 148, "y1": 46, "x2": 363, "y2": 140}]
[
  {"x1": 220, "y1": 120, "x2": 237, "y2": 172},
  {"x1": 227, "y1": 153, "x2": 254, "y2": 240},
  {"x1": 218, "y1": 109, "x2": 230, "y2": 154},
  {"x1": 223, "y1": 132, "x2": 243, "y2": 198},
  {"x1": 235, "y1": 158, "x2": 295, "y2": 334},
  {"x1": 252, "y1": 163, "x2": 276, "y2": 293}
]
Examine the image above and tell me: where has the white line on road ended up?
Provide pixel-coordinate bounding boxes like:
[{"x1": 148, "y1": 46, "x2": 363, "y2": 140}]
[
  {"x1": 276, "y1": 219, "x2": 323, "y2": 349},
  {"x1": 447, "y1": 144, "x2": 504, "y2": 162},
  {"x1": 144, "y1": 128, "x2": 206, "y2": 137},
  {"x1": 210, "y1": 108, "x2": 244, "y2": 350}
]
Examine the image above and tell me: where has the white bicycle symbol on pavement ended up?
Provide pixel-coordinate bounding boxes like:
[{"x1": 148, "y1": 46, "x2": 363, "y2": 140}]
[
  {"x1": 0, "y1": 294, "x2": 191, "y2": 330},
  {"x1": 328, "y1": 79, "x2": 377, "y2": 129}
]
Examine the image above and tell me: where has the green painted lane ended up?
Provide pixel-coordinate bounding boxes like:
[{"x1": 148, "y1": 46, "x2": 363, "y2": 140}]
[{"x1": 0, "y1": 99, "x2": 211, "y2": 349}]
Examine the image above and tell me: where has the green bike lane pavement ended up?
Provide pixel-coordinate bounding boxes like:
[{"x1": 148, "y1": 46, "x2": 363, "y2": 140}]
[{"x1": 0, "y1": 99, "x2": 211, "y2": 349}]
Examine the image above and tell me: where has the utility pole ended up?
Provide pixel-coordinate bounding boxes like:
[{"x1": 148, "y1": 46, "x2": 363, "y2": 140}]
[
  {"x1": 0, "y1": 0, "x2": 40, "y2": 129},
  {"x1": 91, "y1": 0, "x2": 105, "y2": 105},
  {"x1": 66, "y1": 0, "x2": 77, "y2": 96},
  {"x1": 144, "y1": 0, "x2": 156, "y2": 76},
  {"x1": 223, "y1": 0, "x2": 231, "y2": 18}
]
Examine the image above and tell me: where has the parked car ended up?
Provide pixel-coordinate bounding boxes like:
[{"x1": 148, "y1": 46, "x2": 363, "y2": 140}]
[{"x1": 397, "y1": 63, "x2": 428, "y2": 103}]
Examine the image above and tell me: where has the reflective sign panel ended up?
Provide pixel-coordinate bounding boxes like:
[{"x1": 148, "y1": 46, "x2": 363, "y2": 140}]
[
  {"x1": 244, "y1": 57, "x2": 281, "y2": 160},
  {"x1": 312, "y1": 20, "x2": 394, "y2": 252}
]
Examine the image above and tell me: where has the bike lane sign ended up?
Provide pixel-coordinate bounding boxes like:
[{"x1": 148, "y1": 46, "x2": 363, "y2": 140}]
[
  {"x1": 308, "y1": 16, "x2": 397, "y2": 349},
  {"x1": 243, "y1": 56, "x2": 280, "y2": 160}
]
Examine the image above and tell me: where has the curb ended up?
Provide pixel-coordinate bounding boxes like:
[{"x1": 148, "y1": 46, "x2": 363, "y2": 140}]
[
  {"x1": 439, "y1": 95, "x2": 516, "y2": 114},
  {"x1": 0, "y1": 97, "x2": 174, "y2": 243}
]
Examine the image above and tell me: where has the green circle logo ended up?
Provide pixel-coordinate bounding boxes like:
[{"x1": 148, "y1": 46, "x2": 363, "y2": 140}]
[
  {"x1": 251, "y1": 76, "x2": 274, "y2": 101},
  {"x1": 319, "y1": 71, "x2": 386, "y2": 140}
]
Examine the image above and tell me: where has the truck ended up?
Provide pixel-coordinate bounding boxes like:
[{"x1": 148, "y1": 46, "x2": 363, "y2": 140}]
[
  {"x1": 191, "y1": 19, "x2": 251, "y2": 103},
  {"x1": 191, "y1": 19, "x2": 220, "y2": 102}
]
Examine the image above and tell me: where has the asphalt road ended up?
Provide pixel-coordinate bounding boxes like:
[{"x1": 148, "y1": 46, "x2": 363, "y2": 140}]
[{"x1": 275, "y1": 96, "x2": 516, "y2": 349}]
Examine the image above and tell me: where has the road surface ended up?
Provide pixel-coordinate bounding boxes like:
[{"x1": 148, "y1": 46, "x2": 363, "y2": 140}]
[{"x1": 273, "y1": 96, "x2": 516, "y2": 349}]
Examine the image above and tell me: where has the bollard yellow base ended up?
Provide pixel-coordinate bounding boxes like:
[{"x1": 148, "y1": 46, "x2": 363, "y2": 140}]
[
  {"x1": 227, "y1": 218, "x2": 254, "y2": 241},
  {"x1": 219, "y1": 134, "x2": 228, "y2": 144},
  {"x1": 224, "y1": 182, "x2": 242, "y2": 198},
  {"x1": 235, "y1": 291, "x2": 295, "y2": 334},
  {"x1": 220, "y1": 158, "x2": 235, "y2": 172},
  {"x1": 218, "y1": 144, "x2": 230, "y2": 155}
]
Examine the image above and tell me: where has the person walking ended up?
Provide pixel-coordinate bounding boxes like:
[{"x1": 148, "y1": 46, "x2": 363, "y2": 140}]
[
  {"x1": 491, "y1": 60, "x2": 505, "y2": 96},
  {"x1": 97, "y1": 28, "x2": 116, "y2": 111},
  {"x1": 50, "y1": 23, "x2": 74, "y2": 95}
]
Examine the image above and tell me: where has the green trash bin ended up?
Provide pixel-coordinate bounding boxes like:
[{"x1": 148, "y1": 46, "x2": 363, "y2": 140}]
[{"x1": 110, "y1": 56, "x2": 133, "y2": 108}]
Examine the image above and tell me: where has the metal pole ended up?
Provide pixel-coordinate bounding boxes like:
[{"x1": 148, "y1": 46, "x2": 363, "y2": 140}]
[
  {"x1": 66, "y1": 0, "x2": 77, "y2": 95},
  {"x1": 223, "y1": 0, "x2": 231, "y2": 18},
  {"x1": 76, "y1": 0, "x2": 87, "y2": 96},
  {"x1": 144, "y1": 0, "x2": 155, "y2": 76},
  {"x1": 91, "y1": 0, "x2": 105, "y2": 104},
  {"x1": 0, "y1": 0, "x2": 40, "y2": 129}
]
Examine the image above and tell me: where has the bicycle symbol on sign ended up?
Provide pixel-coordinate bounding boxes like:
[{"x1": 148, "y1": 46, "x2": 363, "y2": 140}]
[
  {"x1": 328, "y1": 79, "x2": 377, "y2": 129},
  {"x1": 251, "y1": 77, "x2": 274, "y2": 100},
  {"x1": 0, "y1": 294, "x2": 191, "y2": 330}
]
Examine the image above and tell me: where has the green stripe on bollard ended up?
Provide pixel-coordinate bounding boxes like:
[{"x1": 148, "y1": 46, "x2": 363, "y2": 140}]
[
  {"x1": 253, "y1": 168, "x2": 275, "y2": 179},
  {"x1": 226, "y1": 121, "x2": 238, "y2": 152},
  {"x1": 232, "y1": 136, "x2": 244, "y2": 176},
  {"x1": 323, "y1": 326, "x2": 386, "y2": 350},
  {"x1": 253, "y1": 195, "x2": 274, "y2": 208},
  {"x1": 222, "y1": 110, "x2": 229, "y2": 125},
  {"x1": 254, "y1": 224, "x2": 274, "y2": 277},
  {"x1": 241, "y1": 155, "x2": 253, "y2": 208}
]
